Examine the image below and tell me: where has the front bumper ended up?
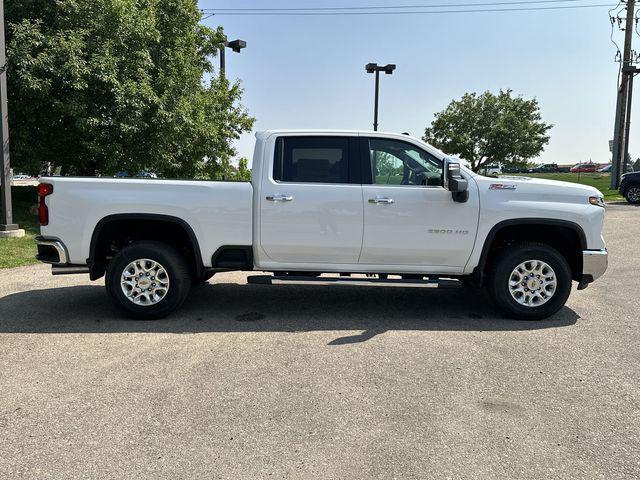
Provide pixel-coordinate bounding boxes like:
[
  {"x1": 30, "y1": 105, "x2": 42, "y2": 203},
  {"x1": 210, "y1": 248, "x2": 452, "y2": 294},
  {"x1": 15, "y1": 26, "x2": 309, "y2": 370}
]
[{"x1": 578, "y1": 249, "x2": 608, "y2": 289}]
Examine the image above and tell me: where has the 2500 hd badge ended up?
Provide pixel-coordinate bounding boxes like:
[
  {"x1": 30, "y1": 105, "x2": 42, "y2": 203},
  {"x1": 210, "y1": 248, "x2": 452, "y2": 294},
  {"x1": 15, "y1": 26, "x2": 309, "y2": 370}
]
[{"x1": 428, "y1": 229, "x2": 470, "y2": 235}]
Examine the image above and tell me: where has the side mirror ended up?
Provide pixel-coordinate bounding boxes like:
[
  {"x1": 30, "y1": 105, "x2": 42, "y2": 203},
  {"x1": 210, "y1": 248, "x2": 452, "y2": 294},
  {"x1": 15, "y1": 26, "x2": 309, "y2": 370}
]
[{"x1": 444, "y1": 160, "x2": 469, "y2": 203}]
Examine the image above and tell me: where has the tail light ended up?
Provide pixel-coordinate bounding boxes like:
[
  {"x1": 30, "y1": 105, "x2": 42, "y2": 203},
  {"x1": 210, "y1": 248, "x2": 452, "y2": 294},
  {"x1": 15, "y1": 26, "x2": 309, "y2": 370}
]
[{"x1": 38, "y1": 183, "x2": 53, "y2": 226}]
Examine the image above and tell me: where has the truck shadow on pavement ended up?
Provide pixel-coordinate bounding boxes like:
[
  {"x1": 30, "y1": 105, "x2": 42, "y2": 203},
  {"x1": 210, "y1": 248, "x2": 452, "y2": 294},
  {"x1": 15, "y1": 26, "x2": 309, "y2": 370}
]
[{"x1": 0, "y1": 281, "x2": 580, "y2": 342}]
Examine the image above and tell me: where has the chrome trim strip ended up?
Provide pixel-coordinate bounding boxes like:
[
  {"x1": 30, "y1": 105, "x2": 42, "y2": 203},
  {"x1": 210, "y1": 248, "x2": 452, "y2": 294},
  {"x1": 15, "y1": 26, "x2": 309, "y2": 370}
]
[
  {"x1": 35, "y1": 236, "x2": 69, "y2": 265},
  {"x1": 582, "y1": 249, "x2": 608, "y2": 282}
]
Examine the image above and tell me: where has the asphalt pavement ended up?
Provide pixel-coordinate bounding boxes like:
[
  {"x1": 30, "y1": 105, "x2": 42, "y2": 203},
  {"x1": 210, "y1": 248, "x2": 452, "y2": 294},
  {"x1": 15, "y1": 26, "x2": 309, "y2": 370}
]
[{"x1": 0, "y1": 203, "x2": 638, "y2": 479}]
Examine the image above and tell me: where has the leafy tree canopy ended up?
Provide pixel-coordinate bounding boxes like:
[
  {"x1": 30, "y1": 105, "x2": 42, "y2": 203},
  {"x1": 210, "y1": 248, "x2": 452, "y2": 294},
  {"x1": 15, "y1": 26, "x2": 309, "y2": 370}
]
[
  {"x1": 6, "y1": 0, "x2": 254, "y2": 178},
  {"x1": 423, "y1": 90, "x2": 552, "y2": 172}
]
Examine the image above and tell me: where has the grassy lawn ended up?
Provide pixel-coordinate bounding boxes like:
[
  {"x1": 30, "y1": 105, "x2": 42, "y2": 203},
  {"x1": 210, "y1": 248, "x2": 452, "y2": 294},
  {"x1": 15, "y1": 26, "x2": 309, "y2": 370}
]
[
  {"x1": 502, "y1": 172, "x2": 623, "y2": 201},
  {"x1": 0, "y1": 186, "x2": 39, "y2": 269}
]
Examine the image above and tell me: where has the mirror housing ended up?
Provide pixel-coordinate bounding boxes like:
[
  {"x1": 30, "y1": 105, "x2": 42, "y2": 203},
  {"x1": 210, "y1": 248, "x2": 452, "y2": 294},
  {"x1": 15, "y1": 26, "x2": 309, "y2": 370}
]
[{"x1": 444, "y1": 159, "x2": 469, "y2": 203}]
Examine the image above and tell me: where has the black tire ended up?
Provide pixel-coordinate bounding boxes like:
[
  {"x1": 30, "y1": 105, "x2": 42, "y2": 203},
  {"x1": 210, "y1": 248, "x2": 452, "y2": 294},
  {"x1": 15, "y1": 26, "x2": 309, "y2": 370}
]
[
  {"x1": 488, "y1": 242, "x2": 572, "y2": 320},
  {"x1": 192, "y1": 271, "x2": 215, "y2": 285},
  {"x1": 105, "y1": 241, "x2": 192, "y2": 319},
  {"x1": 623, "y1": 184, "x2": 640, "y2": 204}
]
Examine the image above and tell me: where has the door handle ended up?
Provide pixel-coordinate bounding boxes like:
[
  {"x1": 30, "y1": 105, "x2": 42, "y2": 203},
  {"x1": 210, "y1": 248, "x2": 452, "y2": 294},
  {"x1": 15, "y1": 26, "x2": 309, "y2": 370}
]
[
  {"x1": 266, "y1": 194, "x2": 293, "y2": 202},
  {"x1": 368, "y1": 197, "x2": 395, "y2": 205}
]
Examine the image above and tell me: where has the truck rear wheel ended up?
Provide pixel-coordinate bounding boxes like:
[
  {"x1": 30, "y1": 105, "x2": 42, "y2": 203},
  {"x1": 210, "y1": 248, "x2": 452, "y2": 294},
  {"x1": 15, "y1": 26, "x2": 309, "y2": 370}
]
[
  {"x1": 105, "y1": 241, "x2": 192, "y2": 319},
  {"x1": 488, "y1": 242, "x2": 572, "y2": 320}
]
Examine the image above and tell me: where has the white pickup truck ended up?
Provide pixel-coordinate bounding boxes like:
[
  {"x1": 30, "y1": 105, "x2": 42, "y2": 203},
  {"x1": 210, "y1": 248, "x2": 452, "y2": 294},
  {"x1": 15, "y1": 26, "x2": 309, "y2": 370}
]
[{"x1": 35, "y1": 130, "x2": 608, "y2": 320}]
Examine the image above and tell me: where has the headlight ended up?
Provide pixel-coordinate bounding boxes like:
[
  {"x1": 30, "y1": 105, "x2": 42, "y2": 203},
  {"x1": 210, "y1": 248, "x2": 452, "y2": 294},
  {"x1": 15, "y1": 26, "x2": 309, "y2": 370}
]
[{"x1": 589, "y1": 196, "x2": 605, "y2": 207}]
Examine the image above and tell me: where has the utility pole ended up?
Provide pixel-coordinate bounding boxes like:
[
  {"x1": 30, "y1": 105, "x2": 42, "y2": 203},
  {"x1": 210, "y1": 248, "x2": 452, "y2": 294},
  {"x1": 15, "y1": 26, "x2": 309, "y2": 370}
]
[
  {"x1": 0, "y1": 0, "x2": 23, "y2": 238},
  {"x1": 610, "y1": 0, "x2": 637, "y2": 189}
]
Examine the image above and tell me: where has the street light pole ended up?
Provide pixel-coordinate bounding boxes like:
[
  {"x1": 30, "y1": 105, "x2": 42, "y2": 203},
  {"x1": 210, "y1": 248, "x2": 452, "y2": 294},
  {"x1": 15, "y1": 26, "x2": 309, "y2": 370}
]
[
  {"x1": 219, "y1": 38, "x2": 246, "y2": 78},
  {"x1": 373, "y1": 69, "x2": 380, "y2": 131},
  {"x1": 0, "y1": 0, "x2": 23, "y2": 238},
  {"x1": 219, "y1": 45, "x2": 225, "y2": 77},
  {"x1": 365, "y1": 63, "x2": 396, "y2": 132}
]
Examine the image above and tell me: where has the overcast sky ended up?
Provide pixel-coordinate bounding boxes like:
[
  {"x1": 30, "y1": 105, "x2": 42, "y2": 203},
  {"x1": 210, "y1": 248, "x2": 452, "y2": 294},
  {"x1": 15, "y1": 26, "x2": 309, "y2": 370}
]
[{"x1": 199, "y1": 0, "x2": 637, "y2": 165}]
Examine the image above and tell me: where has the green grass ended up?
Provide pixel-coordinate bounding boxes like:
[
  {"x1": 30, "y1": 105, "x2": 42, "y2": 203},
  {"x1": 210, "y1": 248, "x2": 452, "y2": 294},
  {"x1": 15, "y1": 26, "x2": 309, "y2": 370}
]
[
  {"x1": 503, "y1": 172, "x2": 623, "y2": 201},
  {"x1": 0, "y1": 186, "x2": 39, "y2": 269}
]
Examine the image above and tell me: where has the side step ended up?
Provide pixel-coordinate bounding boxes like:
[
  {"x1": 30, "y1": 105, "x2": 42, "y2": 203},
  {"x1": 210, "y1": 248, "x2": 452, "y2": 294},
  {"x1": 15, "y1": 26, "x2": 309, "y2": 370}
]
[{"x1": 247, "y1": 275, "x2": 461, "y2": 289}]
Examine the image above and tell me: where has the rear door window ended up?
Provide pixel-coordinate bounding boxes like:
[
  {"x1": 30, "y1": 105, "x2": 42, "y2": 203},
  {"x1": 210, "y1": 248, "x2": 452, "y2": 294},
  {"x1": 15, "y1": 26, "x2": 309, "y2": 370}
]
[{"x1": 273, "y1": 137, "x2": 352, "y2": 184}]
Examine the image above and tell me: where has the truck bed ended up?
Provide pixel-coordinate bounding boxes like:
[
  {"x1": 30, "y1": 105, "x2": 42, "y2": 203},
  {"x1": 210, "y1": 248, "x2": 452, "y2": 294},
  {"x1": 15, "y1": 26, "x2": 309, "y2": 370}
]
[{"x1": 40, "y1": 177, "x2": 253, "y2": 267}]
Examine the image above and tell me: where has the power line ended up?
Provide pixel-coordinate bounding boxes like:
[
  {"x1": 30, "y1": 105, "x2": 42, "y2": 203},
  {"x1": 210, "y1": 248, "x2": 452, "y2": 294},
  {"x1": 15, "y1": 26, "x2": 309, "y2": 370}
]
[
  {"x1": 201, "y1": 4, "x2": 615, "y2": 16},
  {"x1": 203, "y1": 0, "x2": 601, "y2": 11},
  {"x1": 609, "y1": 1, "x2": 624, "y2": 65},
  {"x1": 610, "y1": 13, "x2": 623, "y2": 86}
]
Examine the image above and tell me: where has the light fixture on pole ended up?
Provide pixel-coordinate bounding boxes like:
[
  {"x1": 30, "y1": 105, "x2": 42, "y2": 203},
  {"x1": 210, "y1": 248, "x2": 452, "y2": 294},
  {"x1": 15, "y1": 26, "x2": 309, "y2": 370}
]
[
  {"x1": 219, "y1": 38, "x2": 247, "y2": 78},
  {"x1": 365, "y1": 63, "x2": 396, "y2": 131}
]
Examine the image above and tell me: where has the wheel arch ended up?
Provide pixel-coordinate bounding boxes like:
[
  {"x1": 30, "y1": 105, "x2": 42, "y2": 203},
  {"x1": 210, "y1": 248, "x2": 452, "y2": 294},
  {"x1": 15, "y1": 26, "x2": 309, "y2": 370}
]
[
  {"x1": 88, "y1": 213, "x2": 204, "y2": 281},
  {"x1": 474, "y1": 218, "x2": 587, "y2": 284}
]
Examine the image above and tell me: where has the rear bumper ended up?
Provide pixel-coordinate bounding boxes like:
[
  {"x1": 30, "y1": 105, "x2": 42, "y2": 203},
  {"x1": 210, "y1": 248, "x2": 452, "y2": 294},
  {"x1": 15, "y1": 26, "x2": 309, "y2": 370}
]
[
  {"x1": 35, "y1": 236, "x2": 68, "y2": 264},
  {"x1": 36, "y1": 236, "x2": 90, "y2": 275},
  {"x1": 578, "y1": 249, "x2": 608, "y2": 289}
]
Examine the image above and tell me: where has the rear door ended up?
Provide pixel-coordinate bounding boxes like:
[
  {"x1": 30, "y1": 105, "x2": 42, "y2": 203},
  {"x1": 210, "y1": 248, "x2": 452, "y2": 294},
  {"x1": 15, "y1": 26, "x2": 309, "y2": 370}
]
[{"x1": 259, "y1": 135, "x2": 363, "y2": 264}]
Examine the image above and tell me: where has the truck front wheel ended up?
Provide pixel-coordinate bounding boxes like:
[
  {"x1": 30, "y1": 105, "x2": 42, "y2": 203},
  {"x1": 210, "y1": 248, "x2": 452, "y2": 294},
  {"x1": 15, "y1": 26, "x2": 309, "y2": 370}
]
[
  {"x1": 488, "y1": 242, "x2": 572, "y2": 320},
  {"x1": 105, "y1": 241, "x2": 192, "y2": 319}
]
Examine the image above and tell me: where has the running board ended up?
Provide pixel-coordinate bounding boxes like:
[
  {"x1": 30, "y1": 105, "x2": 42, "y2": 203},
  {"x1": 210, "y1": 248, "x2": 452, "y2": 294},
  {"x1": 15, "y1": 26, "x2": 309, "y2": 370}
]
[{"x1": 247, "y1": 275, "x2": 461, "y2": 289}]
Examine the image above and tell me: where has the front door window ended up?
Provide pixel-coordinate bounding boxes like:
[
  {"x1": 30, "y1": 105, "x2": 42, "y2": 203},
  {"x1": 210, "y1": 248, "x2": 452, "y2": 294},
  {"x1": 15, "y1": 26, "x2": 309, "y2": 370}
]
[{"x1": 368, "y1": 138, "x2": 443, "y2": 187}]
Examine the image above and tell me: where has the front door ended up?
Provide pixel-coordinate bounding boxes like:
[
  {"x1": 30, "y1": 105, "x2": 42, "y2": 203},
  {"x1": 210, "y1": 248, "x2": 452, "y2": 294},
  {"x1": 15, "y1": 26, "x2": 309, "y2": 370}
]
[
  {"x1": 259, "y1": 135, "x2": 363, "y2": 264},
  {"x1": 359, "y1": 137, "x2": 479, "y2": 268}
]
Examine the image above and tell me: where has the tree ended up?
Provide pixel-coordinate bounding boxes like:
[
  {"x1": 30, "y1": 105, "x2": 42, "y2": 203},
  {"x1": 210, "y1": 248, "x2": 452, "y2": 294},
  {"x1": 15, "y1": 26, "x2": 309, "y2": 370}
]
[
  {"x1": 235, "y1": 157, "x2": 251, "y2": 181},
  {"x1": 423, "y1": 90, "x2": 552, "y2": 172},
  {"x1": 215, "y1": 156, "x2": 250, "y2": 181},
  {"x1": 6, "y1": 0, "x2": 254, "y2": 178}
]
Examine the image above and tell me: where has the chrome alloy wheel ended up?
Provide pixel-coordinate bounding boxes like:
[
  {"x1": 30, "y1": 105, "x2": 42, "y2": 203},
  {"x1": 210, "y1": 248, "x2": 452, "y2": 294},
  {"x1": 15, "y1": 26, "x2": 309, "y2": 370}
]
[
  {"x1": 627, "y1": 186, "x2": 640, "y2": 203},
  {"x1": 508, "y1": 260, "x2": 557, "y2": 307},
  {"x1": 120, "y1": 259, "x2": 170, "y2": 306}
]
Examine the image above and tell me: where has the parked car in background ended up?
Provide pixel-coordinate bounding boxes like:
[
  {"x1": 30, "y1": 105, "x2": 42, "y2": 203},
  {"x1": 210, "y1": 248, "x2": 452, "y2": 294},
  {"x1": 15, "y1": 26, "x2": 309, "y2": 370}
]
[
  {"x1": 619, "y1": 171, "x2": 640, "y2": 204},
  {"x1": 12, "y1": 173, "x2": 32, "y2": 180},
  {"x1": 502, "y1": 166, "x2": 529, "y2": 174},
  {"x1": 115, "y1": 171, "x2": 158, "y2": 179},
  {"x1": 480, "y1": 165, "x2": 501, "y2": 176},
  {"x1": 598, "y1": 164, "x2": 612, "y2": 173},
  {"x1": 570, "y1": 163, "x2": 597, "y2": 173},
  {"x1": 528, "y1": 163, "x2": 562, "y2": 173}
]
